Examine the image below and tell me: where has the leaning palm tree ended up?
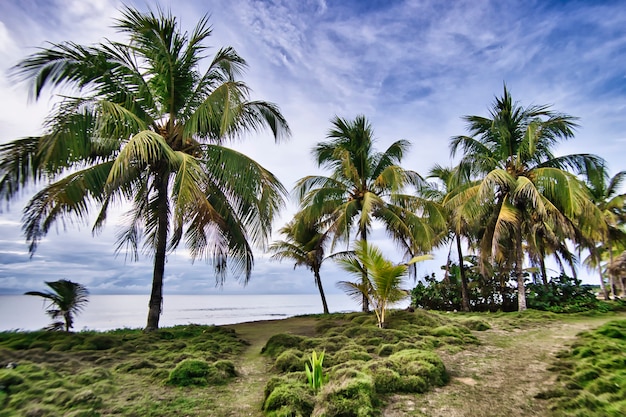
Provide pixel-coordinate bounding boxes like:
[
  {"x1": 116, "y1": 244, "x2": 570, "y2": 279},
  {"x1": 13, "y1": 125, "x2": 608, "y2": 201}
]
[
  {"x1": 0, "y1": 7, "x2": 290, "y2": 330},
  {"x1": 269, "y1": 215, "x2": 331, "y2": 314},
  {"x1": 25, "y1": 280, "x2": 89, "y2": 331},
  {"x1": 450, "y1": 85, "x2": 604, "y2": 310},
  {"x1": 336, "y1": 240, "x2": 431, "y2": 328},
  {"x1": 296, "y1": 115, "x2": 445, "y2": 311}
]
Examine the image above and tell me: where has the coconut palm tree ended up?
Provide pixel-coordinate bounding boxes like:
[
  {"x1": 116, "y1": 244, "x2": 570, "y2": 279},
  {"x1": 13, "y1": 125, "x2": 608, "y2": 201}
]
[
  {"x1": 25, "y1": 280, "x2": 89, "y2": 331},
  {"x1": 582, "y1": 169, "x2": 626, "y2": 297},
  {"x1": 336, "y1": 240, "x2": 431, "y2": 328},
  {"x1": 450, "y1": 85, "x2": 603, "y2": 310},
  {"x1": 422, "y1": 164, "x2": 475, "y2": 311},
  {"x1": 0, "y1": 7, "x2": 290, "y2": 330},
  {"x1": 296, "y1": 115, "x2": 444, "y2": 311},
  {"x1": 269, "y1": 215, "x2": 331, "y2": 314}
]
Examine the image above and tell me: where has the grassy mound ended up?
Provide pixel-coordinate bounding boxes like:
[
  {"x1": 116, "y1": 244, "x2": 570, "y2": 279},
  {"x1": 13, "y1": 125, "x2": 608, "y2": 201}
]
[
  {"x1": 541, "y1": 319, "x2": 626, "y2": 416},
  {"x1": 261, "y1": 309, "x2": 473, "y2": 416},
  {"x1": 0, "y1": 324, "x2": 247, "y2": 416}
]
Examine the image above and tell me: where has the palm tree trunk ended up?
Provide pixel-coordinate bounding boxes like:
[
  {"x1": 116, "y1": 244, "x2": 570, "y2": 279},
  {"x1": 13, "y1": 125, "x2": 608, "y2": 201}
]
[
  {"x1": 608, "y1": 242, "x2": 617, "y2": 299},
  {"x1": 539, "y1": 254, "x2": 549, "y2": 287},
  {"x1": 314, "y1": 268, "x2": 330, "y2": 314},
  {"x1": 456, "y1": 235, "x2": 470, "y2": 312},
  {"x1": 597, "y1": 261, "x2": 609, "y2": 300},
  {"x1": 146, "y1": 173, "x2": 170, "y2": 331},
  {"x1": 360, "y1": 229, "x2": 370, "y2": 313},
  {"x1": 515, "y1": 226, "x2": 527, "y2": 311}
]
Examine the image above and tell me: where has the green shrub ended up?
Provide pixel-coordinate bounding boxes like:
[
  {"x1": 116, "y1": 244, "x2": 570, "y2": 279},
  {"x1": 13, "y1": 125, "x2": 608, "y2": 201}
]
[
  {"x1": 262, "y1": 334, "x2": 305, "y2": 357},
  {"x1": 313, "y1": 371, "x2": 376, "y2": 417},
  {"x1": 263, "y1": 378, "x2": 314, "y2": 417},
  {"x1": 274, "y1": 349, "x2": 304, "y2": 373},
  {"x1": 167, "y1": 359, "x2": 212, "y2": 386}
]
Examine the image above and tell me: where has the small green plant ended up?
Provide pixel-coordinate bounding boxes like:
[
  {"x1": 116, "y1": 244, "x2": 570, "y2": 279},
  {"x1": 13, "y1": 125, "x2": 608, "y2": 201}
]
[{"x1": 305, "y1": 350, "x2": 327, "y2": 392}]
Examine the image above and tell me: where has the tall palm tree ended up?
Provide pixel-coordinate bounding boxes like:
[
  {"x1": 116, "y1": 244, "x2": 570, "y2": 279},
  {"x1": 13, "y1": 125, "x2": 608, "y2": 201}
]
[
  {"x1": 25, "y1": 279, "x2": 89, "y2": 331},
  {"x1": 422, "y1": 164, "x2": 474, "y2": 312},
  {"x1": 450, "y1": 85, "x2": 603, "y2": 310},
  {"x1": 582, "y1": 169, "x2": 626, "y2": 297},
  {"x1": 336, "y1": 240, "x2": 430, "y2": 328},
  {"x1": 0, "y1": 7, "x2": 290, "y2": 330},
  {"x1": 296, "y1": 115, "x2": 444, "y2": 311},
  {"x1": 269, "y1": 215, "x2": 331, "y2": 314}
]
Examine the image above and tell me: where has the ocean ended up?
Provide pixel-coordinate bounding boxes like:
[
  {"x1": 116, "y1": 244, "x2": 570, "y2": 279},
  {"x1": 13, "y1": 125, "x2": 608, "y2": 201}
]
[{"x1": 0, "y1": 293, "x2": 409, "y2": 332}]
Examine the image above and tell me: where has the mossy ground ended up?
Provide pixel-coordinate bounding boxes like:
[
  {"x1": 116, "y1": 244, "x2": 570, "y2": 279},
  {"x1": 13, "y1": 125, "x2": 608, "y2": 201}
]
[{"x1": 0, "y1": 310, "x2": 623, "y2": 416}]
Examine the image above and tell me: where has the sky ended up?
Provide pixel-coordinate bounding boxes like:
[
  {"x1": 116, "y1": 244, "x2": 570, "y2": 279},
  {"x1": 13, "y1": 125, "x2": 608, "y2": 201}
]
[{"x1": 0, "y1": 0, "x2": 625, "y2": 296}]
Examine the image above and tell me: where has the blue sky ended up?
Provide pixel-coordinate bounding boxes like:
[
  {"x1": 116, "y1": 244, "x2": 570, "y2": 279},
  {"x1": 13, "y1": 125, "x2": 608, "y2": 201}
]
[{"x1": 0, "y1": 0, "x2": 625, "y2": 296}]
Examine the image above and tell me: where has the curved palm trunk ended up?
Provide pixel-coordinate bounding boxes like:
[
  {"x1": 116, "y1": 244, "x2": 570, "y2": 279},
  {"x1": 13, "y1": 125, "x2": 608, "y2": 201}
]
[
  {"x1": 515, "y1": 225, "x2": 527, "y2": 311},
  {"x1": 146, "y1": 173, "x2": 170, "y2": 331},
  {"x1": 456, "y1": 235, "x2": 471, "y2": 312},
  {"x1": 313, "y1": 268, "x2": 330, "y2": 314}
]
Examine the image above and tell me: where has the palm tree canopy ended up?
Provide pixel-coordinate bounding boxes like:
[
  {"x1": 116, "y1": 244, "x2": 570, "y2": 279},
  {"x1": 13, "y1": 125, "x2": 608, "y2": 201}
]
[
  {"x1": 25, "y1": 279, "x2": 89, "y2": 331},
  {"x1": 0, "y1": 6, "x2": 290, "y2": 283},
  {"x1": 296, "y1": 115, "x2": 444, "y2": 258},
  {"x1": 449, "y1": 85, "x2": 606, "y2": 310}
]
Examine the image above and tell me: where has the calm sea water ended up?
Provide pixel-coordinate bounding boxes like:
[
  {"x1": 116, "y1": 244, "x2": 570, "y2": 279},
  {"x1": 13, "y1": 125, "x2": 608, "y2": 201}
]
[{"x1": 0, "y1": 293, "x2": 405, "y2": 332}]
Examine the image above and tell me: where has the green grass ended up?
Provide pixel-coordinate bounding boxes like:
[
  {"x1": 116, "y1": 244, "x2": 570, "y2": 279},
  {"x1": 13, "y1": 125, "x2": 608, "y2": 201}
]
[
  {"x1": 542, "y1": 319, "x2": 626, "y2": 417},
  {"x1": 0, "y1": 310, "x2": 624, "y2": 417}
]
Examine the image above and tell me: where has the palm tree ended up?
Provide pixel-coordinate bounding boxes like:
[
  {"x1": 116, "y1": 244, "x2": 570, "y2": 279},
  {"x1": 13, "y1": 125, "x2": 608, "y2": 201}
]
[
  {"x1": 25, "y1": 280, "x2": 89, "y2": 331},
  {"x1": 336, "y1": 240, "x2": 431, "y2": 328},
  {"x1": 422, "y1": 164, "x2": 474, "y2": 311},
  {"x1": 582, "y1": 169, "x2": 626, "y2": 297},
  {"x1": 296, "y1": 115, "x2": 444, "y2": 311},
  {"x1": 269, "y1": 215, "x2": 331, "y2": 314},
  {"x1": 450, "y1": 85, "x2": 603, "y2": 311},
  {"x1": 0, "y1": 7, "x2": 290, "y2": 330}
]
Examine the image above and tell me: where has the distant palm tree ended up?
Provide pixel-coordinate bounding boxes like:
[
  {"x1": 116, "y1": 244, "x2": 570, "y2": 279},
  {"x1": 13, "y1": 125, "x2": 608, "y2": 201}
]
[
  {"x1": 0, "y1": 7, "x2": 290, "y2": 330},
  {"x1": 25, "y1": 280, "x2": 89, "y2": 331},
  {"x1": 336, "y1": 240, "x2": 431, "y2": 328},
  {"x1": 582, "y1": 169, "x2": 626, "y2": 297},
  {"x1": 297, "y1": 115, "x2": 444, "y2": 311},
  {"x1": 422, "y1": 164, "x2": 474, "y2": 311},
  {"x1": 450, "y1": 85, "x2": 603, "y2": 310},
  {"x1": 269, "y1": 215, "x2": 331, "y2": 314}
]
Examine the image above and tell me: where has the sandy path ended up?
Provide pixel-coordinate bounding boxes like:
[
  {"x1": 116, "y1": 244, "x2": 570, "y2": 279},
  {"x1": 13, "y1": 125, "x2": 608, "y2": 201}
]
[{"x1": 207, "y1": 317, "x2": 318, "y2": 417}]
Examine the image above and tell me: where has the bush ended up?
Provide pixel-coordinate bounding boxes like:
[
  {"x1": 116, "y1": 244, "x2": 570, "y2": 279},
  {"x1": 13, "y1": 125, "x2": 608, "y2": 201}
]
[
  {"x1": 167, "y1": 359, "x2": 217, "y2": 387},
  {"x1": 263, "y1": 377, "x2": 314, "y2": 417},
  {"x1": 262, "y1": 334, "x2": 305, "y2": 357},
  {"x1": 527, "y1": 274, "x2": 603, "y2": 313},
  {"x1": 313, "y1": 370, "x2": 376, "y2": 417},
  {"x1": 411, "y1": 265, "x2": 517, "y2": 312},
  {"x1": 274, "y1": 349, "x2": 304, "y2": 373}
]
